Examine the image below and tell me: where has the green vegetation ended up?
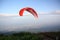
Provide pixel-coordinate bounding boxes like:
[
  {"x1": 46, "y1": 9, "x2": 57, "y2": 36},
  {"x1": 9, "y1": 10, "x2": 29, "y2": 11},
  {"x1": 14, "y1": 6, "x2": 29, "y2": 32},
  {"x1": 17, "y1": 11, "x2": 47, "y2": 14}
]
[{"x1": 0, "y1": 32, "x2": 60, "y2": 40}]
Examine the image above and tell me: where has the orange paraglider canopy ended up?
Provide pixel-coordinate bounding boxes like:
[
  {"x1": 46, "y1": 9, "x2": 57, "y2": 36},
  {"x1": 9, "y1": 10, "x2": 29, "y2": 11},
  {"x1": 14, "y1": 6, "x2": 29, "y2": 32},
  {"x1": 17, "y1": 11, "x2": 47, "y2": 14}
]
[{"x1": 19, "y1": 7, "x2": 38, "y2": 18}]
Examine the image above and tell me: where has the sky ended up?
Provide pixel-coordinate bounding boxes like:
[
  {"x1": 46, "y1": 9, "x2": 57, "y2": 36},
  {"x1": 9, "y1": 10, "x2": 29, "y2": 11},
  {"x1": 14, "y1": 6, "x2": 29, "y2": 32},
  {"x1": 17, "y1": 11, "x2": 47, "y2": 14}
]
[
  {"x1": 0, "y1": 0, "x2": 60, "y2": 14},
  {"x1": 0, "y1": 0, "x2": 60, "y2": 32}
]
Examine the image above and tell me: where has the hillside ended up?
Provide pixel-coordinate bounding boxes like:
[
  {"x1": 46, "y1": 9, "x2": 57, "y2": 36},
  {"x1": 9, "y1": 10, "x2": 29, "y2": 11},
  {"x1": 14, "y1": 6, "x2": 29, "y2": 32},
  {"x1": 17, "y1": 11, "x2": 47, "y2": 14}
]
[{"x1": 0, "y1": 32, "x2": 60, "y2": 40}]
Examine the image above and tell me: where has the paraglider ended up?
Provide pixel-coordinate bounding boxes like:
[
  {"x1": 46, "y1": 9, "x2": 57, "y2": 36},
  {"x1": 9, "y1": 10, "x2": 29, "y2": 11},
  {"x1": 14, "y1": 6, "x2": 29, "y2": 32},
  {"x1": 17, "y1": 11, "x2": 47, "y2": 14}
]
[{"x1": 19, "y1": 7, "x2": 38, "y2": 18}]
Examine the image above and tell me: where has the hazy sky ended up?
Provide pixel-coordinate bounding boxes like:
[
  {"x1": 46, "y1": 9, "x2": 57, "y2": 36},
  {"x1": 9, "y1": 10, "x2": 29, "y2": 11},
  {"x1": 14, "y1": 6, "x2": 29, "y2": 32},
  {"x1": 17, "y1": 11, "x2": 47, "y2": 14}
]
[
  {"x1": 0, "y1": 0, "x2": 60, "y2": 32},
  {"x1": 0, "y1": 0, "x2": 60, "y2": 14}
]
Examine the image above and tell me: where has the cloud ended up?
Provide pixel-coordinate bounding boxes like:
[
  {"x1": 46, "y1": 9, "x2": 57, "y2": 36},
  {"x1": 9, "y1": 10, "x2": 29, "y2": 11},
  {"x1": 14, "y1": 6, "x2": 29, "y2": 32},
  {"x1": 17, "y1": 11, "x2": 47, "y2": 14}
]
[
  {"x1": 51, "y1": 10, "x2": 60, "y2": 14},
  {"x1": 0, "y1": 14, "x2": 18, "y2": 16},
  {"x1": 0, "y1": 14, "x2": 60, "y2": 32},
  {"x1": 39, "y1": 12, "x2": 49, "y2": 14},
  {"x1": 0, "y1": 10, "x2": 60, "y2": 17},
  {"x1": 0, "y1": 10, "x2": 60, "y2": 32},
  {"x1": 56, "y1": 10, "x2": 60, "y2": 13},
  {"x1": 0, "y1": 13, "x2": 33, "y2": 17}
]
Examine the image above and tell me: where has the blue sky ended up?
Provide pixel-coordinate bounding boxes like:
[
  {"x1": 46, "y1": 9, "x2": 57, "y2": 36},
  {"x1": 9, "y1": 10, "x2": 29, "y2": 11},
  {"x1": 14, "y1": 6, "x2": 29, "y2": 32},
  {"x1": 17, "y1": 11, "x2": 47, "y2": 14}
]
[{"x1": 0, "y1": 0, "x2": 60, "y2": 14}]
